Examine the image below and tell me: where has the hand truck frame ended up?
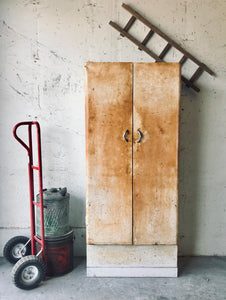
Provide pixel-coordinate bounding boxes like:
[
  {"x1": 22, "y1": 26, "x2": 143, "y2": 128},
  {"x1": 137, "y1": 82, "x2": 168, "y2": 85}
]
[{"x1": 3, "y1": 121, "x2": 47, "y2": 290}]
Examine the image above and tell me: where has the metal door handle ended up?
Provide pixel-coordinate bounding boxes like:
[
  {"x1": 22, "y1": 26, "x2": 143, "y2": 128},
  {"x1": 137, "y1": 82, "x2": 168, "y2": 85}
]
[
  {"x1": 137, "y1": 129, "x2": 143, "y2": 143},
  {"x1": 123, "y1": 130, "x2": 129, "y2": 142}
]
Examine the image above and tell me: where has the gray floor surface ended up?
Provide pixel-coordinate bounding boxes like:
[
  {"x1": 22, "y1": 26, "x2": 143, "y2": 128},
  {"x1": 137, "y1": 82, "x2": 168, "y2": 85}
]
[{"x1": 0, "y1": 256, "x2": 225, "y2": 300}]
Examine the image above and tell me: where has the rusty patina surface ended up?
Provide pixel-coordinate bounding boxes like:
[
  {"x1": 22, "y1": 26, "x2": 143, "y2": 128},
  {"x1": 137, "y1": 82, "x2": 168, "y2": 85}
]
[
  {"x1": 85, "y1": 62, "x2": 133, "y2": 244},
  {"x1": 85, "y1": 62, "x2": 180, "y2": 246},
  {"x1": 133, "y1": 63, "x2": 180, "y2": 245}
]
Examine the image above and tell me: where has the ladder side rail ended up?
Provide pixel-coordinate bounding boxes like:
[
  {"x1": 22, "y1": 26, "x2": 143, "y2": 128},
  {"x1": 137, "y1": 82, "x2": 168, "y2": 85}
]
[{"x1": 122, "y1": 3, "x2": 215, "y2": 76}]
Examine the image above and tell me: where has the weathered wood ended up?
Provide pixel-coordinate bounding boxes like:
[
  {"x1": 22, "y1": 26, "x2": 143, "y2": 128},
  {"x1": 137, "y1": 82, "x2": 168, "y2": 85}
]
[
  {"x1": 159, "y1": 43, "x2": 171, "y2": 59},
  {"x1": 179, "y1": 55, "x2": 187, "y2": 65},
  {"x1": 120, "y1": 16, "x2": 136, "y2": 37},
  {"x1": 181, "y1": 75, "x2": 200, "y2": 92},
  {"x1": 109, "y1": 21, "x2": 200, "y2": 92},
  {"x1": 109, "y1": 21, "x2": 162, "y2": 62},
  {"x1": 122, "y1": 3, "x2": 215, "y2": 76},
  {"x1": 138, "y1": 30, "x2": 154, "y2": 50},
  {"x1": 133, "y1": 63, "x2": 180, "y2": 245},
  {"x1": 85, "y1": 62, "x2": 133, "y2": 245},
  {"x1": 189, "y1": 67, "x2": 203, "y2": 83}
]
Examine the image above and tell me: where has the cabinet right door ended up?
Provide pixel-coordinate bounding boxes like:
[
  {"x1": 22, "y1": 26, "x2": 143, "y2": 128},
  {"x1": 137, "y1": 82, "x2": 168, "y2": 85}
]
[{"x1": 133, "y1": 63, "x2": 180, "y2": 245}]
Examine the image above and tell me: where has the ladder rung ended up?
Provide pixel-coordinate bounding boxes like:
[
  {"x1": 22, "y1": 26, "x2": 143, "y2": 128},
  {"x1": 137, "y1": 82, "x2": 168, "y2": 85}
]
[
  {"x1": 181, "y1": 75, "x2": 200, "y2": 92},
  {"x1": 120, "y1": 16, "x2": 136, "y2": 37},
  {"x1": 138, "y1": 30, "x2": 154, "y2": 50},
  {"x1": 179, "y1": 55, "x2": 187, "y2": 65},
  {"x1": 189, "y1": 67, "x2": 203, "y2": 83},
  {"x1": 159, "y1": 43, "x2": 171, "y2": 59},
  {"x1": 32, "y1": 166, "x2": 39, "y2": 170}
]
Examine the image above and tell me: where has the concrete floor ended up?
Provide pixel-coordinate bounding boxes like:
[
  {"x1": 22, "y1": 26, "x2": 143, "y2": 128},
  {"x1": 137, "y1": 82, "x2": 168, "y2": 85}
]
[{"x1": 0, "y1": 256, "x2": 225, "y2": 300}]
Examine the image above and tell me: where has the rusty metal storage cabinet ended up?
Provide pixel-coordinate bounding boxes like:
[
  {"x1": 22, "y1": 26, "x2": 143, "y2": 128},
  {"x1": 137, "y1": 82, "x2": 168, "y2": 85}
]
[{"x1": 85, "y1": 62, "x2": 180, "y2": 277}]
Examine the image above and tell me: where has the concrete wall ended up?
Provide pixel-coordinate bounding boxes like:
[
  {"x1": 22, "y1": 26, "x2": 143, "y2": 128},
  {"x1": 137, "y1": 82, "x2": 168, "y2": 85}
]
[{"x1": 0, "y1": 0, "x2": 225, "y2": 256}]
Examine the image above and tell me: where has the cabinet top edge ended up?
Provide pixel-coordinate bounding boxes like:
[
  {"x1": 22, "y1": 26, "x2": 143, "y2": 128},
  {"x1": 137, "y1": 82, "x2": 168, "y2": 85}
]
[
  {"x1": 84, "y1": 62, "x2": 180, "y2": 66},
  {"x1": 85, "y1": 62, "x2": 132, "y2": 66}
]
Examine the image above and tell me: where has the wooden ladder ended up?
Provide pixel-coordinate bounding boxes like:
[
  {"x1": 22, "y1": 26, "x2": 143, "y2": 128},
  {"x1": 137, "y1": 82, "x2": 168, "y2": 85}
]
[{"x1": 109, "y1": 3, "x2": 215, "y2": 93}]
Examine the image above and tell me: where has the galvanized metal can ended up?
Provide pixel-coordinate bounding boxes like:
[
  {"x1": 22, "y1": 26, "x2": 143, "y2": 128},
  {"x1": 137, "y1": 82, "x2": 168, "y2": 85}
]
[{"x1": 35, "y1": 187, "x2": 70, "y2": 237}]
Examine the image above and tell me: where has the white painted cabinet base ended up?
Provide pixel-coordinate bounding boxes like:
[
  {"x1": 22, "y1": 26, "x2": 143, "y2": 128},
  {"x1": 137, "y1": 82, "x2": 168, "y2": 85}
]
[
  {"x1": 87, "y1": 267, "x2": 178, "y2": 277},
  {"x1": 87, "y1": 245, "x2": 178, "y2": 277}
]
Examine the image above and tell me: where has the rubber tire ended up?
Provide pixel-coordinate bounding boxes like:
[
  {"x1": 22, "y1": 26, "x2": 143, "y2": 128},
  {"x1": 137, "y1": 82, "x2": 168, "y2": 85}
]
[
  {"x1": 3, "y1": 236, "x2": 31, "y2": 264},
  {"x1": 12, "y1": 255, "x2": 46, "y2": 290}
]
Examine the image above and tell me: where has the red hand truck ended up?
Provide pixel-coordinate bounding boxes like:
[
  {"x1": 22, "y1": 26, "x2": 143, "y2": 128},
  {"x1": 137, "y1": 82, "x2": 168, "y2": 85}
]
[{"x1": 3, "y1": 121, "x2": 46, "y2": 290}]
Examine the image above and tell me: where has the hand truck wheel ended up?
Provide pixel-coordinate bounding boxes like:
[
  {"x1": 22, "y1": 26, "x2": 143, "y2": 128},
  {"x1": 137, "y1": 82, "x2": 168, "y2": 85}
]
[
  {"x1": 3, "y1": 236, "x2": 31, "y2": 264},
  {"x1": 12, "y1": 255, "x2": 46, "y2": 290}
]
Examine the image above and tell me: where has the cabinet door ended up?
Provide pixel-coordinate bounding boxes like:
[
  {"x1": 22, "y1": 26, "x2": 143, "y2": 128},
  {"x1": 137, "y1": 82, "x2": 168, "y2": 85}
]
[
  {"x1": 133, "y1": 63, "x2": 180, "y2": 245},
  {"x1": 85, "y1": 62, "x2": 133, "y2": 244}
]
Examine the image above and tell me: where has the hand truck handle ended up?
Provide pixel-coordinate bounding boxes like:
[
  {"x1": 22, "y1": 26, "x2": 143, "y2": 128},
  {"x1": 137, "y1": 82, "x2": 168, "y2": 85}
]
[{"x1": 13, "y1": 121, "x2": 40, "y2": 155}]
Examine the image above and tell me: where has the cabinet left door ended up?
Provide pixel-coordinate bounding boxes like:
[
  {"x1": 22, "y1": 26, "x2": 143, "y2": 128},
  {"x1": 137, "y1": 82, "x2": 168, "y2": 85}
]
[{"x1": 85, "y1": 62, "x2": 133, "y2": 244}]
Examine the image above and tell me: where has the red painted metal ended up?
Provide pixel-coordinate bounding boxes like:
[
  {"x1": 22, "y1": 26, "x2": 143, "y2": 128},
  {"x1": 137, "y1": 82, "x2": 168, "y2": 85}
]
[
  {"x1": 32, "y1": 166, "x2": 39, "y2": 170},
  {"x1": 13, "y1": 122, "x2": 46, "y2": 262},
  {"x1": 36, "y1": 231, "x2": 74, "y2": 276}
]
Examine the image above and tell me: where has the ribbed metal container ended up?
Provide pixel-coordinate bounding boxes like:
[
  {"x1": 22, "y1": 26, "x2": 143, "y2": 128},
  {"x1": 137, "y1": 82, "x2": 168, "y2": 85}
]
[{"x1": 35, "y1": 187, "x2": 70, "y2": 237}]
